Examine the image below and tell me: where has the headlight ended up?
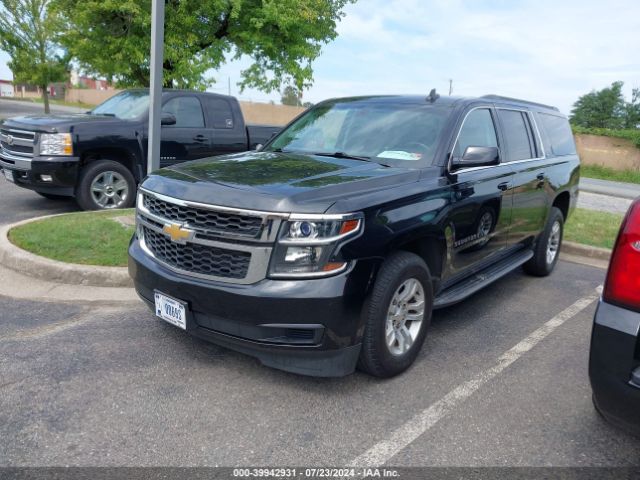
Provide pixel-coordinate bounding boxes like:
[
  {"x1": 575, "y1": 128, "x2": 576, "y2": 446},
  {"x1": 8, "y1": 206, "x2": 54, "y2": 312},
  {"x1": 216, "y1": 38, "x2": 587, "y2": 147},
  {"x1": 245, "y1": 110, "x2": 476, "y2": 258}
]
[
  {"x1": 268, "y1": 215, "x2": 363, "y2": 277},
  {"x1": 39, "y1": 133, "x2": 73, "y2": 156}
]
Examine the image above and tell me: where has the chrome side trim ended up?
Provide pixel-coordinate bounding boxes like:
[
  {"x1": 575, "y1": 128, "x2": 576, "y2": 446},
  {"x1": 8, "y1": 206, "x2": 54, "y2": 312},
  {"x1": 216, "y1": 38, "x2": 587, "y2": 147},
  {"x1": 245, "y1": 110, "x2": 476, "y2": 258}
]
[{"x1": 449, "y1": 105, "x2": 551, "y2": 175}]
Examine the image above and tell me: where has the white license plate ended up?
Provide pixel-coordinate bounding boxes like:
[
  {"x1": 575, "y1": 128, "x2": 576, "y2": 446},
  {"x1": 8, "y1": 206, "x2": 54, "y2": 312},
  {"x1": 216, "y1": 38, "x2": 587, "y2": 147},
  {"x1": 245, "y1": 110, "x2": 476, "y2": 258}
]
[
  {"x1": 154, "y1": 292, "x2": 187, "y2": 330},
  {"x1": 3, "y1": 169, "x2": 14, "y2": 182}
]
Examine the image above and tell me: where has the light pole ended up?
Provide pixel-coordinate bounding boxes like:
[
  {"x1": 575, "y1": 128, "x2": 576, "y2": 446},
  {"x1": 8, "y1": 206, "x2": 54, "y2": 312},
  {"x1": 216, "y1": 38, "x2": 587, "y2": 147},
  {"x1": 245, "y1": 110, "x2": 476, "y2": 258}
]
[{"x1": 147, "y1": 0, "x2": 165, "y2": 174}]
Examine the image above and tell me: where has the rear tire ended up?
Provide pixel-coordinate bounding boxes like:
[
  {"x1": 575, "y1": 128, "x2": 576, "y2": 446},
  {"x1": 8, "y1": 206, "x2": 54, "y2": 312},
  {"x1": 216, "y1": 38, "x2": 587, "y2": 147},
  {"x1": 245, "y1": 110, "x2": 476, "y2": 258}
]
[
  {"x1": 523, "y1": 207, "x2": 564, "y2": 277},
  {"x1": 75, "y1": 160, "x2": 136, "y2": 211},
  {"x1": 357, "y1": 251, "x2": 433, "y2": 378},
  {"x1": 35, "y1": 191, "x2": 69, "y2": 200}
]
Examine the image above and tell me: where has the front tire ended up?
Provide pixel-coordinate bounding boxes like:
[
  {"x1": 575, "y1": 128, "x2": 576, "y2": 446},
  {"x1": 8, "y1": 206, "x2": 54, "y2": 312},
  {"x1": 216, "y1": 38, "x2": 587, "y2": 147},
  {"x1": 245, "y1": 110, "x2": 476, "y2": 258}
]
[
  {"x1": 523, "y1": 206, "x2": 564, "y2": 277},
  {"x1": 75, "y1": 160, "x2": 136, "y2": 211},
  {"x1": 358, "y1": 251, "x2": 434, "y2": 378}
]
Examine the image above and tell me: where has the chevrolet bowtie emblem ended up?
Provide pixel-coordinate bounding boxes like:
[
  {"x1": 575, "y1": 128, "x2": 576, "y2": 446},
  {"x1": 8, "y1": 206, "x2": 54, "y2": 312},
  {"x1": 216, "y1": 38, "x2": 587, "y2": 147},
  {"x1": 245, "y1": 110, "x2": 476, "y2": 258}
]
[{"x1": 162, "y1": 223, "x2": 194, "y2": 244}]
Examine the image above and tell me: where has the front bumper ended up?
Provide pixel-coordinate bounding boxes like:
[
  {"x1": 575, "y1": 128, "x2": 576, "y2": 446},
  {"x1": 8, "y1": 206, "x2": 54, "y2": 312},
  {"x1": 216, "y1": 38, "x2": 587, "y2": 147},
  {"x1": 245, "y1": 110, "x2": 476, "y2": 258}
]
[
  {"x1": 0, "y1": 154, "x2": 80, "y2": 195},
  {"x1": 129, "y1": 239, "x2": 378, "y2": 377},
  {"x1": 589, "y1": 300, "x2": 640, "y2": 436}
]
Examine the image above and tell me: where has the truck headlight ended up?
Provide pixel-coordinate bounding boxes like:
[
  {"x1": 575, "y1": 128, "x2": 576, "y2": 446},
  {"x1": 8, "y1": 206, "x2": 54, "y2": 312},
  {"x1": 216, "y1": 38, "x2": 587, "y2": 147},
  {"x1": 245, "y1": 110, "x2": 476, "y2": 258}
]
[
  {"x1": 268, "y1": 215, "x2": 363, "y2": 278},
  {"x1": 39, "y1": 133, "x2": 73, "y2": 156}
]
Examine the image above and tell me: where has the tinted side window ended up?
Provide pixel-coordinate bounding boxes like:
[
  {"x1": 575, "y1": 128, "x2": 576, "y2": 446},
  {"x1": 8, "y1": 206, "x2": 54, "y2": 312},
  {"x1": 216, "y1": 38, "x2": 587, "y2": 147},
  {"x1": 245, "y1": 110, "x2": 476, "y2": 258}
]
[
  {"x1": 539, "y1": 113, "x2": 576, "y2": 156},
  {"x1": 497, "y1": 110, "x2": 534, "y2": 161},
  {"x1": 162, "y1": 97, "x2": 205, "y2": 128},
  {"x1": 454, "y1": 108, "x2": 498, "y2": 158},
  {"x1": 204, "y1": 98, "x2": 234, "y2": 129}
]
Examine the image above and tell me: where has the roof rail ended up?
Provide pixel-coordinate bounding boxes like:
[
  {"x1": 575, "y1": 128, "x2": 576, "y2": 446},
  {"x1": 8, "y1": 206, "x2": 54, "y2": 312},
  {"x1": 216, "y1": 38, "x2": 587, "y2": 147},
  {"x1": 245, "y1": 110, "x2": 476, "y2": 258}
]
[{"x1": 481, "y1": 95, "x2": 559, "y2": 111}]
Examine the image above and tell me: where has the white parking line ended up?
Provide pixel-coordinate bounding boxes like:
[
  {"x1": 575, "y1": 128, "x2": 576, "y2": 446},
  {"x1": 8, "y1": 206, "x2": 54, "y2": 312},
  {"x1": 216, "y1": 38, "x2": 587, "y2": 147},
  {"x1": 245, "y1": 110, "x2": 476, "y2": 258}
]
[{"x1": 350, "y1": 288, "x2": 601, "y2": 467}]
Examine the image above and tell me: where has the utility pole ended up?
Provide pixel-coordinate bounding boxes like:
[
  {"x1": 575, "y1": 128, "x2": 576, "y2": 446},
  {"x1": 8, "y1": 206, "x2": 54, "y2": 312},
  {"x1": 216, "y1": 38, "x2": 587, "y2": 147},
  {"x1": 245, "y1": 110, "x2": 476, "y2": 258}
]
[
  {"x1": 449, "y1": 79, "x2": 453, "y2": 96},
  {"x1": 147, "y1": 0, "x2": 165, "y2": 174},
  {"x1": 228, "y1": 77, "x2": 231, "y2": 96}
]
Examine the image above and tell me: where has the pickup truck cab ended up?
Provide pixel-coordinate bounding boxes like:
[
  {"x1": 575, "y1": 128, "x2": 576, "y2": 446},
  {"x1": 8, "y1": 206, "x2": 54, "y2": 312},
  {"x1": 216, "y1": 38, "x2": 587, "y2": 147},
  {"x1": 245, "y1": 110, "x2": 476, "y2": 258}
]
[
  {"x1": 0, "y1": 89, "x2": 280, "y2": 210},
  {"x1": 129, "y1": 92, "x2": 580, "y2": 377}
]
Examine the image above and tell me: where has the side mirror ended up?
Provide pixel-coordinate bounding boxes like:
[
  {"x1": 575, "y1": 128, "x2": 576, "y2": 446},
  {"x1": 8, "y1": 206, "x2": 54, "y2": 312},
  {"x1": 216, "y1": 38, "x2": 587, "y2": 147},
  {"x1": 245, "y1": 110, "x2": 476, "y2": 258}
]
[
  {"x1": 255, "y1": 143, "x2": 263, "y2": 151},
  {"x1": 451, "y1": 146, "x2": 499, "y2": 170},
  {"x1": 161, "y1": 113, "x2": 177, "y2": 126}
]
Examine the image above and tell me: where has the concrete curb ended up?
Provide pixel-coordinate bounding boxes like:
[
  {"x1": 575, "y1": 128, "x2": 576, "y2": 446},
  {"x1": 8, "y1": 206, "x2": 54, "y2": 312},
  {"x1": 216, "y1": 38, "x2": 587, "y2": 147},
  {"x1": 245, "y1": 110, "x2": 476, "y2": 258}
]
[
  {"x1": 563, "y1": 241, "x2": 611, "y2": 261},
  {"x1": 0, "y1": 213, "x2": 133, "y2": 288}
]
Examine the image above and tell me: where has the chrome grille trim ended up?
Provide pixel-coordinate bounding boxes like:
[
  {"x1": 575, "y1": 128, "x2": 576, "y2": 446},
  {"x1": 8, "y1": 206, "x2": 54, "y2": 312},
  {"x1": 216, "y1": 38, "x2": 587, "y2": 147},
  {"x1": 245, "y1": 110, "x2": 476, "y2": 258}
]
[
  {"x1": 139, "y1": 188, "x2": 287, "y2": 243},
  {"x1": 137, "y1": 190, "x2": 277, "y2": 284},
  {"x1": 0, "y1": 128, "x2": 35, "y2": 160}
]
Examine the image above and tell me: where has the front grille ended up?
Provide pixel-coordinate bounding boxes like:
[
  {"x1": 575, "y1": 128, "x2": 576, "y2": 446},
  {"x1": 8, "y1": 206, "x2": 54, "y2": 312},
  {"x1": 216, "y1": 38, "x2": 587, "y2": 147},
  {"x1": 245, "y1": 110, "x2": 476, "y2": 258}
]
[
  {"x1": 143, "y1": 193, "x2": 263, "y2": 238},
  {"x1": 0, "y1": 128, "x2": 35, "y2": 158},
  {"x1": 143, "y1": 226, "x2": 251, "y2": 279},
  {"x1": 0, "y1": 142, "x2": 31, "y2": 154}
]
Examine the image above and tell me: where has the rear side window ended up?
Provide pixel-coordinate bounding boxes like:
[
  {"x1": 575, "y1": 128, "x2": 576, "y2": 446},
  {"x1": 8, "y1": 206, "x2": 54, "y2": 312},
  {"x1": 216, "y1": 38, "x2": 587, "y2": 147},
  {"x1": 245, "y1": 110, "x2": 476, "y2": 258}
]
[
  {"x1": 162, "y1": 96, "x2": 205, "y2": 128},
  {"x1": 539, "y1": 113, "x2": 576, "y2": 156},
  {"x1": 204, "y1": 98, "x2": 235, "y2": 129},
  {"x1": 453, "y1": 108, "x2": 498, "y2": 158},
  {"x1": 497, "y1": 109, "x2": 536, "y2": 161}
]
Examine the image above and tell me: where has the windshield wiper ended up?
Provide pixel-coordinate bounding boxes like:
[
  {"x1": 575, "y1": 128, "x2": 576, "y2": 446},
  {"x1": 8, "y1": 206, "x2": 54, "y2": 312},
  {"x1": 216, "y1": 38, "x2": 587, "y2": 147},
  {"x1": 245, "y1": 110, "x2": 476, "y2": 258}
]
[
  {"x1": 89, "y1": 112, "x2": 116, "y2": 117},
  {"x1": 313, "y1": 151, "x2": 372, "y2": 162}
]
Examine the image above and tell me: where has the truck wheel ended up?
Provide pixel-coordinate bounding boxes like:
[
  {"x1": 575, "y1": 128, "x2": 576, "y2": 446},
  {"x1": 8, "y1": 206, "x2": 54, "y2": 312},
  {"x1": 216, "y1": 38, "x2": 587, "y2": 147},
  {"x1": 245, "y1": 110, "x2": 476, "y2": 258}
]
[
  {"x1": 35, "y1": 191, "x2": 69, "y2": 200},
  {"x1": 358, "y1": 251, "x2": 433, "y2": 378},
  {"x1": 523, "y1": 207, "x2": 564, "y2": 277},
  {"x1": 75, "y1": 160, "x2": 136, "y2": 211}
]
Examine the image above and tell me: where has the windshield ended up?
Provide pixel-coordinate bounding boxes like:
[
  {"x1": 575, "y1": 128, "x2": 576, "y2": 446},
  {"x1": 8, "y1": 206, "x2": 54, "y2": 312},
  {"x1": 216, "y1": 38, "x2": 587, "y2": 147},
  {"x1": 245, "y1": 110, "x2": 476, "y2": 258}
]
[
  {"x1": 267, "y1": 99, "x2": 451, "y2": 166},
  {"x1": 91, "y1": 91, "x2": 149, "y2": 120}
]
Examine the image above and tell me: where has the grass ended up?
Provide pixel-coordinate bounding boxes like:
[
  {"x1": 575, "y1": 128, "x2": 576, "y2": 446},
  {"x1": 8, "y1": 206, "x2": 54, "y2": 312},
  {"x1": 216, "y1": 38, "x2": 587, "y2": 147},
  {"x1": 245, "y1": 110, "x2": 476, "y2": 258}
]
[
  {"x1": 565, "y1": 208, "x2": 624, "y2": 249},
  {"x1": 572, "y1": 125, "x2": 640, "y2": 149},
  {"x1": 581, "y1": 164, "x2": 640, "y2": 185},
  {"x1": 5, "y1": 96, "x2": 94, "y2": 110},
  {"x1": 9, "y1": 210, "x2": 135, "y2": 266}
]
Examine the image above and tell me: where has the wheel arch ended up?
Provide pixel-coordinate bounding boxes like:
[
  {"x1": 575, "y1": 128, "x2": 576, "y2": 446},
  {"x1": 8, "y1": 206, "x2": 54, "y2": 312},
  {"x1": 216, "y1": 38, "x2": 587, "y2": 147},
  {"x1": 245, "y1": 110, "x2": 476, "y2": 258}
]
[
  {"x1": 552, "y1": 190, "x2": 571, "y2": 221},
  {"x1": 80, "y1": 148, "x2": 141, "y2": 182},
  {"x1": 388, "y1": 230, "x2": 447, "y2": 293}
]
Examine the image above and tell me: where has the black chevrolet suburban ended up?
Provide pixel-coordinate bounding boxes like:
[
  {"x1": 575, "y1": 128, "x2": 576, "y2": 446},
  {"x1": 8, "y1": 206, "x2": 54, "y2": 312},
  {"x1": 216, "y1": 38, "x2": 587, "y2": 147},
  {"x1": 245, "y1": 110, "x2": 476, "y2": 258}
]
[
  {"x1": 129, "y1": 92, "x2": 580, "y2": 377},
  {"x1": 0, "y1": 89, "x2": 280, "y2": 210}
]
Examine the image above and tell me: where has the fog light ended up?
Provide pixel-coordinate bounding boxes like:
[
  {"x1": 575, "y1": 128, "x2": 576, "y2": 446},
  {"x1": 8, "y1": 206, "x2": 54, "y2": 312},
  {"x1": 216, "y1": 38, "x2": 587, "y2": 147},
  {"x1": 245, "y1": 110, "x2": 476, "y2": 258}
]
[{"x1": 40, "y1": 175, "x2": 53, "y2": 182}]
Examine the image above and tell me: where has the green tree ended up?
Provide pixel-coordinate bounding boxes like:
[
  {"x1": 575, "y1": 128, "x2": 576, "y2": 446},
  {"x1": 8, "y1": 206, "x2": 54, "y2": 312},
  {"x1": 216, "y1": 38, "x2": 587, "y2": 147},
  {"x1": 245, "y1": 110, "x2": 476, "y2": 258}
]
[
  {"x1": 570, "y1": 81, "x2": 626, "y2": 129},
  {"x1": 281, "y1": 85, "x2": 302, "y2": 106},
  {"x1": 0, "y1": 0, "x2": 69, "y2": 113},
  {"x1": 53, "y1": 0, "x2": 353, "y2": 92},
  {"x1": 624, "y1": 87, "x2": 640, "y2": 129}
]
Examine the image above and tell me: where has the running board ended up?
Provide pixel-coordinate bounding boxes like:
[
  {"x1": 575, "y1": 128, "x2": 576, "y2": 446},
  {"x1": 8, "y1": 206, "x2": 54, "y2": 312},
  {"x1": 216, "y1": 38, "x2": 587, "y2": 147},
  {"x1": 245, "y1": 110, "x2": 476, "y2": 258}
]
[{"x1": 433, "y1": 249, "x2": 534, "y2": 309}]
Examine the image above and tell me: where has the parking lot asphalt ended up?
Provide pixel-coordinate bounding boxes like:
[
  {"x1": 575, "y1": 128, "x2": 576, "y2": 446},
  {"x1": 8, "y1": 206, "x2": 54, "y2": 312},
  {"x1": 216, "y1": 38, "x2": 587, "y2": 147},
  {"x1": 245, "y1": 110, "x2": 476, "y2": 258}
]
[
  {"x1": 1, "y1": 171, "x2": 639, "y2": 468},
  {"x1": 0, "y1": 173, "x2": 78, "y2": 225}
]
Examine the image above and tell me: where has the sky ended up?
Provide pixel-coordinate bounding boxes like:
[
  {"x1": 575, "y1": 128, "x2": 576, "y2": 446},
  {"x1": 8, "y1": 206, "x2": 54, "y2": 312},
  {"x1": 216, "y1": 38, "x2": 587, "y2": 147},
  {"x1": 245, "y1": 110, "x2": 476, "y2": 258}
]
[{"x1": 2, "y1": 0, "x2": 638, "y2": 115}]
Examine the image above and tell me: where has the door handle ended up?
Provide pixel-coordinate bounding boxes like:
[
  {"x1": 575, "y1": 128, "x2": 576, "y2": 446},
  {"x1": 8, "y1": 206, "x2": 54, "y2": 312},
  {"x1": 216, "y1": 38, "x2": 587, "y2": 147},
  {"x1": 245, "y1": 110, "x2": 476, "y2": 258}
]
[
  {"x1": 497, "y1": 182, "x2": 511, "y2": 191},
  {"x1": 193, "y1": 134, "x2": 207, "y2": 142}
]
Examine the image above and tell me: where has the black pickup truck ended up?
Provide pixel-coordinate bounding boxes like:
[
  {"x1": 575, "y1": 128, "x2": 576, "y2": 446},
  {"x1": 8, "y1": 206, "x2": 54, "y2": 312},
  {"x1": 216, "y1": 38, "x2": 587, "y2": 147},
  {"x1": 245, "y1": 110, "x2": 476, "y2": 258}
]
[
  {"x1": 0, "y1": 89, "x2": 281, "y2": 210},
  {"x1": 129, "y1": 92, "x2": 580, "y2": 377}
]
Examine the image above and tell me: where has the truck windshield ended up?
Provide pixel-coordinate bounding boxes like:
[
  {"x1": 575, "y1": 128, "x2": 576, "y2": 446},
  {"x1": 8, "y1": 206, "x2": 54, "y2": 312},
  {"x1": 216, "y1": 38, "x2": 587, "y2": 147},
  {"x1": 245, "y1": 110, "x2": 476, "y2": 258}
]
[
  {"x1": 91, "y1": 91, "x2": 149, "y2": 120},
  {"x1": 267, "y1": 99, "x2": 452, "y2": 167}
]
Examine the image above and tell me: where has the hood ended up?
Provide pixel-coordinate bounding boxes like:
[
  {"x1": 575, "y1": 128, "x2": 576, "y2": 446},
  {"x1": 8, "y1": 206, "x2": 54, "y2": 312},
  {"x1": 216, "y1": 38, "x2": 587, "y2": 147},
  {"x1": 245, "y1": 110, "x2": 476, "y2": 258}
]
[
  {"x1": 141, "y1": 151, "x2": 421, "y2": 214},
  {"x1": 3, "y1": 113, "x2": 123, "y2": 133}
]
